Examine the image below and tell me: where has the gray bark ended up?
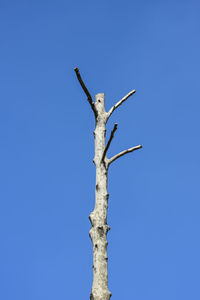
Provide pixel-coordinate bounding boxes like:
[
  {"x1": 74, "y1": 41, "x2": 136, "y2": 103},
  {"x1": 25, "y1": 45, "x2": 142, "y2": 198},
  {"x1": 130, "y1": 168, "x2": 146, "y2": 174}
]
[
  {"x1": 89, "y1": 93, "x2": 111, "y2": 300},
  {"x1": 74, "y1": 68, "x2": 142, "y2": 300}
]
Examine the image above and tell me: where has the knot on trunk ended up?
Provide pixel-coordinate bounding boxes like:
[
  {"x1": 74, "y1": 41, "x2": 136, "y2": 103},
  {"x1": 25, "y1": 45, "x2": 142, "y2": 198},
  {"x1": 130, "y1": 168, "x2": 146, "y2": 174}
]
[
  {"x1": 90, "y1": 293, "x2": 94, "y2": 300},
  {"x1": 97, "y1": 226, "x2": 104, "y2": 237},
  {"x1": 90, "y1": 291, "x2": 112, "y2": 300},
  {"x1": 97, "y1": 224, "x2": 110, "y2": 236},
  {"x1": 104, "y1": 193, "x2": 109, "y2": 201},
  {"x1": 89, "y1": 212, "x2": 96, "y2": 226}
]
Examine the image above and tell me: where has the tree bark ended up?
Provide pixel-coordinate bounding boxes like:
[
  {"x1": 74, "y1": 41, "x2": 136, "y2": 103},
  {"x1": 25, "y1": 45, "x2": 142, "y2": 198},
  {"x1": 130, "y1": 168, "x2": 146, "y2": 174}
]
[
  {"x1": 89, "y1": 93, "x2": 111, "y2": 300},
  {"x1": 74, "y1": 67, "x2": 142, "y2": 300}
]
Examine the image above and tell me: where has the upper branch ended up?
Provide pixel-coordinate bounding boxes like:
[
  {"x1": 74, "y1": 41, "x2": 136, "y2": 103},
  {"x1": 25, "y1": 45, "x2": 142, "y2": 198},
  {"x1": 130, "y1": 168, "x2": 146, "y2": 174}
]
[
  {"x1": 106, "y1": 90, "x2": 136, "y2": 120},
  {"x1": 108, "y1": 144, "x2": 142, "y2": 166},
  {"x1": 102, "y1": 123, "x2": 118, "y2": 163},
  {"x1": 74, "y1": 67, "x2": 97, "y2": 117}
]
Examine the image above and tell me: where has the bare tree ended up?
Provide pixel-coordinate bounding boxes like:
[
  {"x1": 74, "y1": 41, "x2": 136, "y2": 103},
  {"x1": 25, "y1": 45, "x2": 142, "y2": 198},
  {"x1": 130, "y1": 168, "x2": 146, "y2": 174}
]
[{"x1": 74, "y1": 68, "x2": 142, "y2": 300}]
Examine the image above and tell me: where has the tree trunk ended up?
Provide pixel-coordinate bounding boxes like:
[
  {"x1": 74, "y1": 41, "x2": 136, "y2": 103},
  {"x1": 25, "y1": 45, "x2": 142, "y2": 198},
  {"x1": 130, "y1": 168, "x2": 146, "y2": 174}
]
[
  {"x1": 74, "y1": 67, "x2": 142, "y2": 300},
  {"x1": 89, "y1": 93, "x2": 111, "y2": 300}
]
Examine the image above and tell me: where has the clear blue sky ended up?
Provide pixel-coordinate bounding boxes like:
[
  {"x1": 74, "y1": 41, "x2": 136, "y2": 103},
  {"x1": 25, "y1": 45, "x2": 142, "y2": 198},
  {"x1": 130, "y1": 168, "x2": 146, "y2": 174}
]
[{"x1": 0, "y1": 0, "x2": 200, "y2": 299}]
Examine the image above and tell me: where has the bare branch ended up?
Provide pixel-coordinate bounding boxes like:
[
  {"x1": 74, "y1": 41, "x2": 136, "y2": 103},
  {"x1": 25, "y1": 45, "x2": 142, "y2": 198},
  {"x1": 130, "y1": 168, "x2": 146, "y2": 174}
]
[
  {"x1": 74, "y1": 67, "x2": 97, "y2": 117},
  {"x1": 106, "y1": 90, "x2": 136, "y2": 120},
  {"x1": 108, "y1": 144, "x2": 142, "y2": 165},
  {"x1": 102, "y1": 123, "x2": 118, "y2": 163}
]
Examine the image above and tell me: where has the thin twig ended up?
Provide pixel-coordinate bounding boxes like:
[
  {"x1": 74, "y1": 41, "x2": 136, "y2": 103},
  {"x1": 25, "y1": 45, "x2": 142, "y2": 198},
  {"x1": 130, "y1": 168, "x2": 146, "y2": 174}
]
[
  {"x1": 74, "y1": 67, "x2": 97, "y2": 117},
  {"x1": 108, "y1": 144, "x2": 142, "y2": 165},
  {"x1": 107, "y1": 90, "x2": 136, "y2": 120},
  {"x1": 102, "y1": 123, "x2": 118, "y2": 163}
]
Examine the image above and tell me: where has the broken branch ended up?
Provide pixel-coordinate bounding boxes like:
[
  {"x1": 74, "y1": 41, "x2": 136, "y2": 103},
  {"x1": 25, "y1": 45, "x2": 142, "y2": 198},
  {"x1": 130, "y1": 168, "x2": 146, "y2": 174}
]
[
  {"x1": 102, "y1": 123, "x2": 118, "y2": 163},
  {"x1": 108, "y1": 144, "x2": 142, "y2": 165},
  {"x1": 74, "y1": 67, "x2": 97, "y2": 117},
  {"x1": 107, "y1": 90, "x2": 136, "y2": 120}
]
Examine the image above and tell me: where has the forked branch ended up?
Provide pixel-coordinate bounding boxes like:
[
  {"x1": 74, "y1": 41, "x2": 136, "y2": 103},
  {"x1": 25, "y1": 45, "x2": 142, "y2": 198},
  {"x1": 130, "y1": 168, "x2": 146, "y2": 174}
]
[
  {"x1": 108, "y1": 144, "x2": 142, "y2": 166},
  {"x1": 74, "y1": 67, "x2": 97, "y2": 117},
  {"x1": 107, "y1": 89, "x2": 136, "y2": 120},
  {"x1": 102, "y1": 123, "x2": 118, "y2": 163}
]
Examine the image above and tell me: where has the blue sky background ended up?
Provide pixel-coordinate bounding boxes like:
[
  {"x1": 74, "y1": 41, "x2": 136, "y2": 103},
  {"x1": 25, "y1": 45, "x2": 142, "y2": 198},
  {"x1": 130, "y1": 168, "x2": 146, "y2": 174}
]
[{"x1": 0, "y1": 0, "x2": 200, "y2": 299}]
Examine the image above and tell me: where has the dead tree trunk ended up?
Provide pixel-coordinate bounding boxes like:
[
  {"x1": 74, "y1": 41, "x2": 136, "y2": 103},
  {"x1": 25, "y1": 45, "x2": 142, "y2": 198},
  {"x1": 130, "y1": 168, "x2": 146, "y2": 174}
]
[{"x1": 74, "y1": 68, "x2": 142, "y2": 300}]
